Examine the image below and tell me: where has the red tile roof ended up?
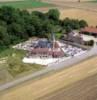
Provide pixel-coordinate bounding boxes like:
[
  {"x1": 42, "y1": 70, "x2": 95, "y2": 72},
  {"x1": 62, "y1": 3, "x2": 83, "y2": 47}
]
[
  {"x1": 54, "y1": 42, "x2": 60, "y2": 48},
  {"x1": 81, "y1": 27, "x2": 97, "y2": 34},
  {"x1": 32, "y1": 48, "x2": 49, "y2": 53},
  {"x1": 48, "y1": 50, "x2": 64, "y2": 57},
  {"x1": 31, "y1": 48, "x2": 64, "y2": 57}
]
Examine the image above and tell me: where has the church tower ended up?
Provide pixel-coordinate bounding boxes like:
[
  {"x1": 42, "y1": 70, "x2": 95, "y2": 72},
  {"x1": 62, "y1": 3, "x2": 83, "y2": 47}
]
[{"x1": 51, "y1": 33, "x2": 56, "y2": 49}]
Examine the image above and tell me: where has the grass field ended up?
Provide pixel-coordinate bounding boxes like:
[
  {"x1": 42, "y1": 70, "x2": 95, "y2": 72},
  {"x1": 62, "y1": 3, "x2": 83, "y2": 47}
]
[
  {"x1": 0, "y1": 56, "x2": 97, "y2": 100},
  {"x1": 0, "y1": 48, "x2": 43, "y2": 84},
  {"x1": 0, "y1": 0, "x2": 51, "y2": 9}
]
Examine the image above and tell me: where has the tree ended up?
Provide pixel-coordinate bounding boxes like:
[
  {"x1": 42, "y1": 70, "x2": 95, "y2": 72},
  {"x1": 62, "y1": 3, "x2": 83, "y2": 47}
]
[
  {"x1": 89, "y1": 40, "x2": 94, "y2": 46},
  {"x1": 32, "y1": 11, "x2": 46, "y2": 20},
  {"x1": 25, "y1": 25, "x2": 36, "y2": 36},
  {"x1": 42, "y1": 20, "x2": 57, "y2": 38},
  {"x1": 9, "y1": 22, "x2": 28, "y2": 39},
  {"x1": 79, "y1": 20, "x2": 88, "y2": 28},
  {"x1": 65, "y1": 25, "x2": 72, "y2": 33},
  {"x1": 62, "y1": 18, "x2": 88, "y2": 31},
  {"x1": 0, "y1": 25, "x2": 10, "y2": 46},
  {"x1": 47, "y1": 9, "x2": 60, "y2": 21},
  {"x1": 0, "y1": 6, "x2": 89, "y2": 51},
  {"x1": 0, "y1": 6, "x2": 16, "y2": 24}
]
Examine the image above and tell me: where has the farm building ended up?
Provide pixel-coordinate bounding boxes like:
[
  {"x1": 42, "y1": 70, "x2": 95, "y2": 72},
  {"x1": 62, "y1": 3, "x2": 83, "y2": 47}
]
[
  {"x1": 80, "y1": 27, "x2": 97, "y2": 37},
  {"x1": 22, "y1": 33, "x2": 86, "y2": 65},
  {"x1": 64, "y1": 31, "x2": 84, "y2": 44},
  {"x1": 28, "y1": 41, "x2": 64, "y2": 58},
  {"x1": 28, "y1": 33, "x2": 65, "y2": 58}
]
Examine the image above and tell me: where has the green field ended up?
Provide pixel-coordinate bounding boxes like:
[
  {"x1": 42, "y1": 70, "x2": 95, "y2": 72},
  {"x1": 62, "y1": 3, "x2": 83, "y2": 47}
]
[
  {"x1": 87, "y1": 0, "x2": 97, "y2": 2},
  {"x1": 0, "y1": 48, "x2": 43, "y2": 84},
  {"x1": 0, "y1": 0, "x2": 51, "y2": 9}
]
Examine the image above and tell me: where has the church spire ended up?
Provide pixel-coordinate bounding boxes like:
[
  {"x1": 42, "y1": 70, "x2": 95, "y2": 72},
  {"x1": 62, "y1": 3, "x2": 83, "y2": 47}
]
[{"x1": 51, "y1": 32, "x2": 56, "y2": 49}]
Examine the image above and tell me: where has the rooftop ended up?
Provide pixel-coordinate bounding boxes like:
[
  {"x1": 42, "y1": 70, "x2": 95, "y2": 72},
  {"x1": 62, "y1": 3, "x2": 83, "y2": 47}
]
[{"x1": 81, "y1": 27, "x2": 97, "y2": 34}]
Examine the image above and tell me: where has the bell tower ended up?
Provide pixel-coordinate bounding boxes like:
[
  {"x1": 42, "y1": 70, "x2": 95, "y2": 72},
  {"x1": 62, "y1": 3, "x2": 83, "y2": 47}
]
[{"x1": 51, "y1": 33, "x2": 56, "y2": 49}]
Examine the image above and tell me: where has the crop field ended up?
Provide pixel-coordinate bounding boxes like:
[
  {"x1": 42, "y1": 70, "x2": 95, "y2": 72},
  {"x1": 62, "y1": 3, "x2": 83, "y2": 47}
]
[
  {"x1": 0, "y1": 0, "x2": 51, "y2": 9},
  {"x1": 0, "y1": 56, "x2": 97, "y2": 100},
  {"x1": 60, "y1": 9, "x2": 97, "y2": 26},
  {"x1": 41, "y1": 0, "x2": 97, "y2": 26},
  {"x1": 39, "y1": 74, "x2": 97, "y2": 100}
]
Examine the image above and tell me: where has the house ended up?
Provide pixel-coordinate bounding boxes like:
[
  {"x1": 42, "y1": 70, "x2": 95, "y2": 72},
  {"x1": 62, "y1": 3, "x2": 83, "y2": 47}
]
[
  {"x1": 80, "y1": 27, "x2": 97, "y2": 37},
  {"x1": 28, "y1": 41, "x2": 64, "y2": 58},
  {"x1": 67, "y1": 31, "x2": 84, "y2": 44},
  {"x1": 28, "y1": 34, "x2": 65, "y2": 58}
]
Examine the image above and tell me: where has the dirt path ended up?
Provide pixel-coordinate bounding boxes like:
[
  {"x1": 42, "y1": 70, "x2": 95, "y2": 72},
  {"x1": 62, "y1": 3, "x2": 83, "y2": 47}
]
[{"x1": 0, "y1": 56, "x2": 97, "y2": 100}]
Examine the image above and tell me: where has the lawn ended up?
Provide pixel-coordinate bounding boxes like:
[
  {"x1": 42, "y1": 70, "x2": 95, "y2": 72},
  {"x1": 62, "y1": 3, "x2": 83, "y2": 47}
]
[
  {"x1": 0, "y1": 0, "x2": 51, "y2": 9},
  {"x1": 0, "y1": 48, "x2": 26, "y2": 58},
  {"x1": 0, "y1": 48, "x2": 43, "y2": 84},
  {"x1": 56, "y1": 32, "x2": 62, "y2": 39}
]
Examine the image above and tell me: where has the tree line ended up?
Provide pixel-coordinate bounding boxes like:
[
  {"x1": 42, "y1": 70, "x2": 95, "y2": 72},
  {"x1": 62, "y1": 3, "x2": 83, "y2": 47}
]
[{"x1": 0, "y1": 6, "x2": 88, "y2": 50}]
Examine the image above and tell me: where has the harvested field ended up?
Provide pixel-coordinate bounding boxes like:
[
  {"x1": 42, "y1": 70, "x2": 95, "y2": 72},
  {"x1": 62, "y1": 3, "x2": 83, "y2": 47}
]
[
  {"x1": 42, "y1": 0, "x2": 97, "y2": 26},
  {"x1": 38, "y1": 74, "x2": 97, "y2": 100},
  {"x1": 60, "y1": 9, "x2": 97, "y2": 26},
  {"x1": 0, "y1": 56, "x2": 97, "y2": 100}
]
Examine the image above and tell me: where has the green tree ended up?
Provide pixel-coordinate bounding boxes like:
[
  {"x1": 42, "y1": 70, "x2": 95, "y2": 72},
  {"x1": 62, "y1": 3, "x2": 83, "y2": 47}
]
[
  {"x1": 32, "y1": 11, "x2": 46, "y2": 20},
  {"x1": 0, "y1": 6, "x2": 16, "y2": 24},
  {"x1": 47, "y1": 9, "x2": 60, "y2": 21},
  {"x1": 25, "y1": 25, "x2": 36, "y2": 36},
  {"x1": 79, "y1": 20, "x2": 88, "y2": 28},
  {"x1": 0, "y1": 6, "x2": 89, "y2": 51},
  {"x1": 0, "y1": 25, "x2": 10, "y2": 47}
]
